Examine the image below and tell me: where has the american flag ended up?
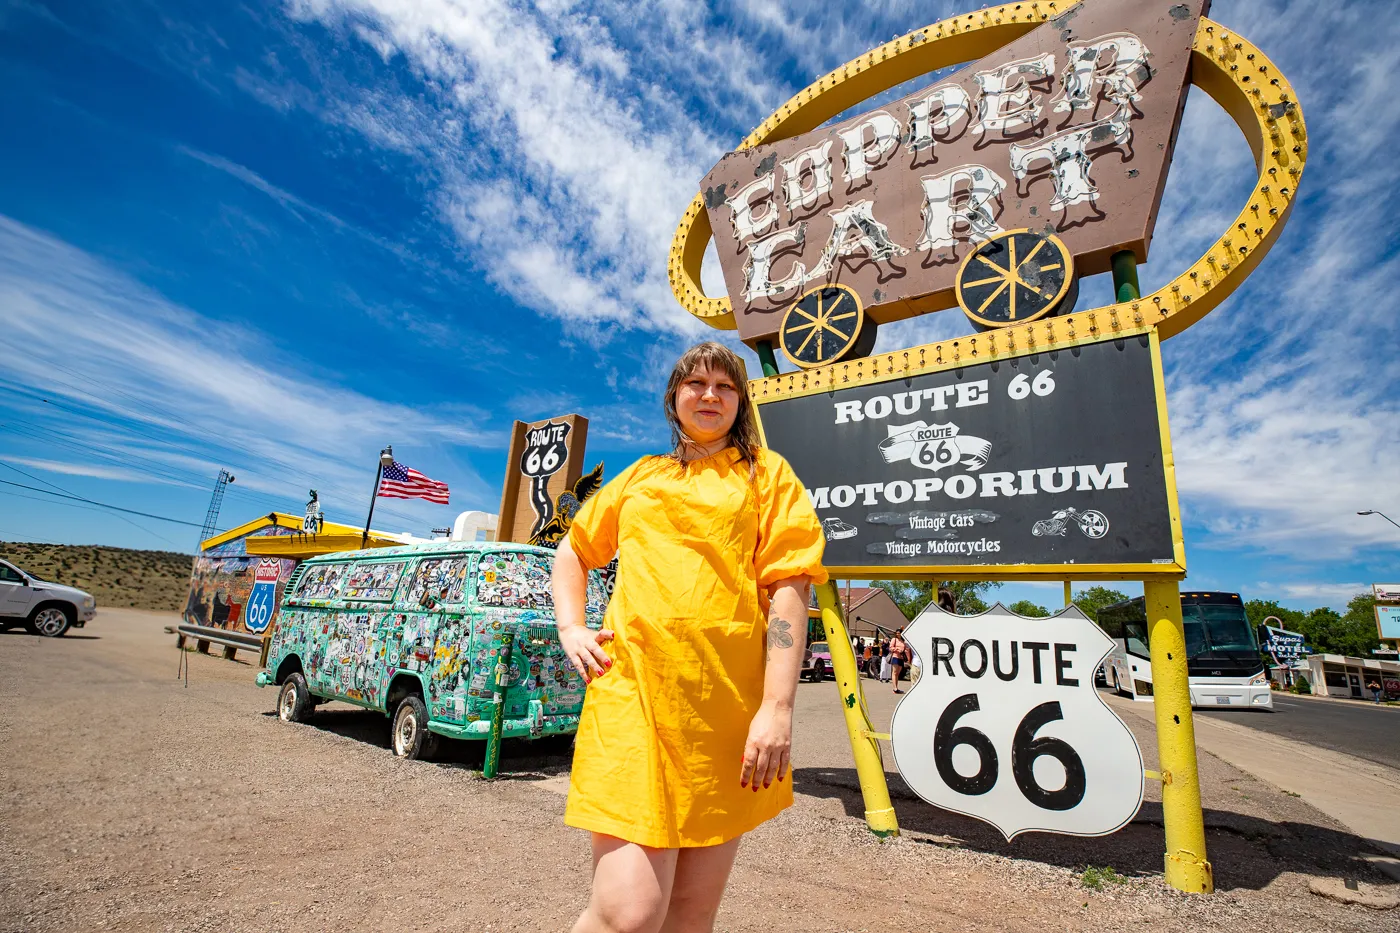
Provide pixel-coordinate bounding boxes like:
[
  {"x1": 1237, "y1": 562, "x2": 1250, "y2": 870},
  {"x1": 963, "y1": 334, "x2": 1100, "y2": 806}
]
[{"x1": 378, "y1": 460, "x2": 450, "y2": 504}]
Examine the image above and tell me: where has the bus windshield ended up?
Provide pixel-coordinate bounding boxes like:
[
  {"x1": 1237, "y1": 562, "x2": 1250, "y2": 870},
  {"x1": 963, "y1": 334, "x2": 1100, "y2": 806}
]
[{"x1": 1183, "y1": 604, "x2": 1259, "y2": 659}]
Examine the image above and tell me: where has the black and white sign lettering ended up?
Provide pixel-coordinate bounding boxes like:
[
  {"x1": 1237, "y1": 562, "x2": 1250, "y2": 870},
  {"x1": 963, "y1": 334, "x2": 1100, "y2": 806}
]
[
  {"x1": 891, "y1": 603, "x2": 1144, "y2": 838},
  {"x1": 757, "y1": 334, "x2": 1177, "y2": 572}
]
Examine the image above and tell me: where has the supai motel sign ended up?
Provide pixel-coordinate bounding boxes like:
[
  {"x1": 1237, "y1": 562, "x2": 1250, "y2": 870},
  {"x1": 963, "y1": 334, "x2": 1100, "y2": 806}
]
[
  {"x1": 669, "y1": 0, "x2": 1307, "y2": 840},
  {"x1": 669, "y1": 0, "x2": 1308, "y2": 582}
]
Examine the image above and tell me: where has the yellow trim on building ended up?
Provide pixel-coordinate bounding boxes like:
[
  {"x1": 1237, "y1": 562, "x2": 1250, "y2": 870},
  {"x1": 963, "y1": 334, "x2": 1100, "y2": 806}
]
[
  {"x1": 199, "y1": 512, "x2": 403, "y2": 555},
  {"x1": 243, "y1": 533, "x2": 402, "y2": 559}
]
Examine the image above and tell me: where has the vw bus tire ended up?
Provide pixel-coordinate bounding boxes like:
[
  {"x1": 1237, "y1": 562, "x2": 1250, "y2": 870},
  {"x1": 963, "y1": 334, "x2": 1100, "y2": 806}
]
[
  {"x1": 277, "y1": 673, "x2": 314, "y2": 724},
  {"x1": 29, "y1": 605, "x2": 73, "y2": 638},
  {"x1": 813, "y1": 660, "x2": 827, "y2": 681},
  {"x1": 391, "y1": 695, "x2": 438, "y2": 761}
]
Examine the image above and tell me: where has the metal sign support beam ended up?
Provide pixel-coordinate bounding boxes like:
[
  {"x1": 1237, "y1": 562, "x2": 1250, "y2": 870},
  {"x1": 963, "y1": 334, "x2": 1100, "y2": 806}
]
[
  {"x1": 1143, "y1": 580, "x2": 1214, "y2": 892},
  {"x1": 815, "y1": 580, "x2": 898, "y2": 837}
]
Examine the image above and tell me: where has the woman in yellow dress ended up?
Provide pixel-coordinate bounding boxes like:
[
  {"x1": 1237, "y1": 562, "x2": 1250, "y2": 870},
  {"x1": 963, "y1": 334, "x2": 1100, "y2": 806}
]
[{"x1": 552, "y1": 341, "x2": 826, "y2": 933}]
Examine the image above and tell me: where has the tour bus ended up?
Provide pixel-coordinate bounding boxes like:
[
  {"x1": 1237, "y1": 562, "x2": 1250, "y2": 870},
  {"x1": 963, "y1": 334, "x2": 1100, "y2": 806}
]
[
  {"x1": 255, "y1": 540, "x2": 611, "y2": 758},
  {"x1": 1098, "y1": 591, "x2": 1272, "y2": 710}
]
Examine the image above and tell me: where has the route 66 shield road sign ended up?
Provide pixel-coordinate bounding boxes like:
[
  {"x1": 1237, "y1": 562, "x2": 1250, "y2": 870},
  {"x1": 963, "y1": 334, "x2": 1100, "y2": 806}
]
[{"x1": 890, "y1": 603, "x2": 1144, "y2": 839}]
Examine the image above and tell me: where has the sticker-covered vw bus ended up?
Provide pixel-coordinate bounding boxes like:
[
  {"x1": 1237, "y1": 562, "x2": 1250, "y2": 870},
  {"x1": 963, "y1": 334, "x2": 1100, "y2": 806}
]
[{"x1": 255, "y1": 541, "x2": 611, "y2": 759}]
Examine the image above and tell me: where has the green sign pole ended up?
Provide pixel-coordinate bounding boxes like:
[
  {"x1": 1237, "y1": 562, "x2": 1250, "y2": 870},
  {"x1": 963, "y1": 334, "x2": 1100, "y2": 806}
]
[
  {"x1": 755, "y1": 340, "x2": 780, "y2": 378},
  {"x1": 1111, "y1": 249, "x2": 1142, "y2": 303},
  {"x1": 483, "y1": 633, "x2": 515, "y2": 779}
]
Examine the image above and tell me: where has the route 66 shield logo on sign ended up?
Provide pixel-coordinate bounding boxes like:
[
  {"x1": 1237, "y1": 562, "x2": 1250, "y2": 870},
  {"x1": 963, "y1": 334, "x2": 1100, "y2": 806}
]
[
  {"x1": 891, "y1": 603, "x2": 1143, "y2": 839},
  {"x1": 878, "y1": 421, "x2": 991, "y2": 472}
]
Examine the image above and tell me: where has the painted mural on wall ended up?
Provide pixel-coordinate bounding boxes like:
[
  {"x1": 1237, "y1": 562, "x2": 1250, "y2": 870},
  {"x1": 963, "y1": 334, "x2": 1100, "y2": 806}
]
[
  {"x1": 263, "y1": 543, "x2": 608, "y2": 740},
  {"x1": 183, "y1": 526, "x2": 298, "y2": 635}
]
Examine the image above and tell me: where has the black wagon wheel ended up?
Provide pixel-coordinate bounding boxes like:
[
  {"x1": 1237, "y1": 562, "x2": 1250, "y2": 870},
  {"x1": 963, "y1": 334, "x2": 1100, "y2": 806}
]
[
  {"x1": 955, "y1": 229, "x2": 1077, "y2": 330},
  {"x1": 778, "y1": 284, "x2": 876, "y2": 369}
]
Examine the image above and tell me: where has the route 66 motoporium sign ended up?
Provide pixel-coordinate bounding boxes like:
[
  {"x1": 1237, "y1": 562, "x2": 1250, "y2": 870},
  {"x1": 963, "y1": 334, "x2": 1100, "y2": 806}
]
[
  {"x1": 755, "y1": 330, "x2": 1183, "y2": 579},
  {"x1": 892, "y1": 603, "x2": 1144, "y2": 838}
]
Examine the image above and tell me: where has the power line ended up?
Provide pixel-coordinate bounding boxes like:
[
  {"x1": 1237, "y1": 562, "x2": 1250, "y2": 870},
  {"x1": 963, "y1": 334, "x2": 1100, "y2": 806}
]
[
  {"x1": 0, "y1": 479, "x2": 204, "y2": 528},
  {"x1": 0, "y1": 459, "x2": 184, "y2": 546}
]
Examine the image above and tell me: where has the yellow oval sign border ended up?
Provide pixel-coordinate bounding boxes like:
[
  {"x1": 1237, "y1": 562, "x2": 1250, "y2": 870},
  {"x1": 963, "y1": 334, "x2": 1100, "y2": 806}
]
[{"x1": 667, "y1": 3, "x2": 1308, "y2": 373}]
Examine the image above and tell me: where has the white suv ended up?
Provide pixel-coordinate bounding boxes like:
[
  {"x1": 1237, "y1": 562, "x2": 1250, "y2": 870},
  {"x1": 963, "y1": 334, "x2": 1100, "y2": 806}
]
[{"x1": 0, "y1": 559, "x2": 96, "y2": 637}]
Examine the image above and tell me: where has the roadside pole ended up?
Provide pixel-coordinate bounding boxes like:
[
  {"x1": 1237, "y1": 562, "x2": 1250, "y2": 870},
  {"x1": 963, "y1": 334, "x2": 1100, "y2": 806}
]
[
  {"x1": 483, "y1": 633, "x2": 515, "y2": 779},
  {"x1": 1143, "y1": 579, "x2": 1213, "y2": 892},
  {"x1": 1064, "y1": 581, "x2": 1072, "y2": 608},
  {"x1": 816, "y1": 580, "x2": 899, "y2": 837}
]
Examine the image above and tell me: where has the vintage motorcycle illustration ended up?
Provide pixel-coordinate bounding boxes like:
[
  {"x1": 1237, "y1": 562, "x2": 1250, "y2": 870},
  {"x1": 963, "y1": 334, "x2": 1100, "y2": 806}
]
[{"x1": 1031, "y1": 507, "x2": 1109, "y2": 539}]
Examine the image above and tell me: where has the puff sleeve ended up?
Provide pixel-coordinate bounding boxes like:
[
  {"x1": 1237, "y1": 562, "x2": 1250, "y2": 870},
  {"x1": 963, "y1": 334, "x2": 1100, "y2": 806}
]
[
  {"x1": 567, "y1": 458, "x2": 645, "y2": 571},
  {"x1": 754, "y1": 451, "x2": 829, "y2": 588}
]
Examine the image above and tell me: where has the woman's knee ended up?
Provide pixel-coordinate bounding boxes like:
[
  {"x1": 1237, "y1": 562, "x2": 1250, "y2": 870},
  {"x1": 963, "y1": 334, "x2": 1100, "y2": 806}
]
[{"x1": 589, "y1": 889, "x2": 669, "y2": 933}]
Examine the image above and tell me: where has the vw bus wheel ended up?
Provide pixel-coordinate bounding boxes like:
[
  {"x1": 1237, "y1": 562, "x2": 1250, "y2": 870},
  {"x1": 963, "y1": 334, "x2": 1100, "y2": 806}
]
[
  {"x1": 277, "y1": 673, "x2": 314, "y2": 723},
  {"x1": 391, "y1": 695, "x2": 438, "y2": 761},
  {"x1": 813, "y1": 660, "x2": 827, "y2": 681},
  {"x1": 30, "y1": 606, "x2": 73, "y2": 638}
]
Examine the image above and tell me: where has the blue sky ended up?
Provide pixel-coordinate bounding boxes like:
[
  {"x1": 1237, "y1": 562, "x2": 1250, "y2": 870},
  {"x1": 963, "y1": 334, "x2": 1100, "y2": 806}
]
[{"x1": 0, "y1": 0, "x2": 1395, "y2": 612}]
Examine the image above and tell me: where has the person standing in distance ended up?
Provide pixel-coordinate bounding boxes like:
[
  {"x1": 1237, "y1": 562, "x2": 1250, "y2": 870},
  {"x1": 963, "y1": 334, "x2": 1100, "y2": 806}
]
[
  {"x1": 889, "y1": 627, "x2": 910, "y2": 695},
  {"x1": 551, "y1": 341, "x2": 827, "y2": 933}
]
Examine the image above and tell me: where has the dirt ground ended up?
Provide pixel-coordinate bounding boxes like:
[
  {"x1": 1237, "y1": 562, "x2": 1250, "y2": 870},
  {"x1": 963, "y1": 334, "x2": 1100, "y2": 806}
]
[{"x1": 2, "y1": 609, "x2": 1397, "y2": 933}]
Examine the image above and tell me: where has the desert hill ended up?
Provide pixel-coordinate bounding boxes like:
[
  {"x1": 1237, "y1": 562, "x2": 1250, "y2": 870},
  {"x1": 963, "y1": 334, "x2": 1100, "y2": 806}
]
[{"x1": 0, "y1": 541, "x2": 193, "y2": 611}]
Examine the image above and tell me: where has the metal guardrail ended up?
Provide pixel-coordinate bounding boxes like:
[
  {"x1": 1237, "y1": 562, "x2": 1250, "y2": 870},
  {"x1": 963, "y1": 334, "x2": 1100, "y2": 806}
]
[{"x1": 174, "y1": 624, "x2": 267, "y2": 663}]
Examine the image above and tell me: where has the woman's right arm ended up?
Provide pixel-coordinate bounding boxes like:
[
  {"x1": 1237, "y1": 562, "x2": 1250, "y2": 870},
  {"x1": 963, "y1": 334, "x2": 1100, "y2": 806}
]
[{"x1": 552, "y1": 536, "x2": 613, "y2": 683}]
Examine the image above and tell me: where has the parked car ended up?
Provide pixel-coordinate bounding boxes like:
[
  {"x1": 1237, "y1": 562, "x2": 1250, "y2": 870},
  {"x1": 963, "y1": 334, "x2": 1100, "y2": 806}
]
[
  {"x1": 255, "y1": 540, "x2": 613, "y2": 759},
  {"x1": 0, "y1": 558, "x2": 96, "y2": 637},
  {"x1": 803, "y1": 641, "x2": 833, "y2": 682}
]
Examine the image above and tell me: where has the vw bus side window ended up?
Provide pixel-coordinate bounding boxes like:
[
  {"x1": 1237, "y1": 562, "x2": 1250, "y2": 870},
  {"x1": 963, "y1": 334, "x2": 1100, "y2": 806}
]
[
  {"x1": 340, "y1": 560, "x2": 407, "y2": 601},
  {"x1": 295, "y1": 562, "x2": 349, "y2": 601},
  {"x1": 476, "y1": 551, "x2": 553, "y2": 610},
  {"x1": 405, "y1": 556, "x2": 473, "y2": 607},
  {"x1": 586, "y1": 558, "x2": 617, "y2": 617}
]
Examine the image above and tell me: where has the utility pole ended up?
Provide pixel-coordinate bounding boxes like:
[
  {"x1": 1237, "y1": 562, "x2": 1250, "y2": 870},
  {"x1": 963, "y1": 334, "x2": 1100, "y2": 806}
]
[{"x1": 198, "y1": 470, "x2": 234, "y2": 549}]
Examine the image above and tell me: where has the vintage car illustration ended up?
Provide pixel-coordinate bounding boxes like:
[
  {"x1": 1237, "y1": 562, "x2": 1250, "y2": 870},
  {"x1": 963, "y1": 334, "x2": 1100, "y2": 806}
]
[
  {"x1": 821, "y1": 517, "x2": 858, "y2": 541},
  {"x1": 256, "y1": 540, "x2": 610, "y2": 759}
]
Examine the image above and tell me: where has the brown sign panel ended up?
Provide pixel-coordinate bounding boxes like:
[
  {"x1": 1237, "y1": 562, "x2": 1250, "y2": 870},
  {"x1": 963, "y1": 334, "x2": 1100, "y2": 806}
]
[
  {"x1": 700, "y1": 0, "x2": 1207, "y2": 345},
  {"x1": 497, "y1": 414, "x2": 589, "y2": 544}
]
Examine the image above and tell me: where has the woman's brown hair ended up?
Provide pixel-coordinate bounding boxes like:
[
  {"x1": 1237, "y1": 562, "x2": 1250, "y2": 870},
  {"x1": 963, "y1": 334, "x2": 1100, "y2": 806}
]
[{"x1": 663, "y1": 341, "x2": 762, "y2": 478}]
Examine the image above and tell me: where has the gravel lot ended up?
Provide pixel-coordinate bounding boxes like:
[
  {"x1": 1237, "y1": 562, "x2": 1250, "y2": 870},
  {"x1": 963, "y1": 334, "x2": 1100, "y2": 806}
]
[{"x1": 2, "y1": 609, "x2": 1396, "y2": 932}]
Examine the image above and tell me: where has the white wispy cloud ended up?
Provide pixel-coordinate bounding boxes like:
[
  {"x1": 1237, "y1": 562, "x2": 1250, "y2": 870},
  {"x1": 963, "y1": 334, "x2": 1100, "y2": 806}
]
[
  {"x1": 1257, "y1": 580, "x2": 1371, "y2": 607},
  {"x1": 1, "y1": 456, "x2": 195, "y2": 487},
  {"x1": 0, "y1": 215, "x2": 494, "y2": 523}
]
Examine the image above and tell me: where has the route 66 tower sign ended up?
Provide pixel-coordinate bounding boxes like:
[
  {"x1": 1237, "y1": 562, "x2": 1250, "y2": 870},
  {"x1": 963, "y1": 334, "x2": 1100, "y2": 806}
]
[{"x1": 891, "y1": 603, "x2": 1143, "y2": 838}]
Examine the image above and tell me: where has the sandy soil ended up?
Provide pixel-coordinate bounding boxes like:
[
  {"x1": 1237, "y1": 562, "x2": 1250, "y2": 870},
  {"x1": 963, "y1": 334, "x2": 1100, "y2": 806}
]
[{"x1": 1, "y1": 609, "x2": 1396, "y2": 932}]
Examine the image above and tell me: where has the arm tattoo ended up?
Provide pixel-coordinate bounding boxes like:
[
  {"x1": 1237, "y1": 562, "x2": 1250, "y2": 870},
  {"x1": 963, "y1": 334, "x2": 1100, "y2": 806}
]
[{"x1": 766, "y1": 602, "x2": 794, "y2": 660}]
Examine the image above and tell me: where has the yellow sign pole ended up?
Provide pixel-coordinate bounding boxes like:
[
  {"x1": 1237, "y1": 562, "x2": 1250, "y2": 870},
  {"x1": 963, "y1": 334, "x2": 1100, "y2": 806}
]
[
  {"x1": 815, "y1": 580, "x2": 899, "y2": 837},
  {"x1": 1143, "y1": 579, "x2": 1213, "y2": 893},
  {"x1": 1063, "y1": 581, "x2": 1072, "y2": 608}
]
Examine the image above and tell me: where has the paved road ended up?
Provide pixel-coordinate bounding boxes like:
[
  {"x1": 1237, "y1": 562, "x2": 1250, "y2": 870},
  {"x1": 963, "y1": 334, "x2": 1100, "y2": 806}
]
[{"x1": 1195, "y1": 694, "x2": 1400, "y2": 772}]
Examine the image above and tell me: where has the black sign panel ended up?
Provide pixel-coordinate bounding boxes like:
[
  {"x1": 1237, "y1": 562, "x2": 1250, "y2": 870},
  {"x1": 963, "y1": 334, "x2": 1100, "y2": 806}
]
[{"x1": 756, "y1": 334, "x2": 1180, "y2": 575}]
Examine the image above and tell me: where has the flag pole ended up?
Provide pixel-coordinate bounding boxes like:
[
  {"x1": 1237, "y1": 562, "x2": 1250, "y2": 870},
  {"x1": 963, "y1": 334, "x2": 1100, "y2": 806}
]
[{"x1": 361, "y1": 445, "x2": 392, "y2": 549}]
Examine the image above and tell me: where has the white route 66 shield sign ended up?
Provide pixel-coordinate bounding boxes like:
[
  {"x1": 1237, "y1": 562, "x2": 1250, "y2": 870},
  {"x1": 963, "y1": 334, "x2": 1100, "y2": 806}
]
[
  {"x1": 891, "y1": 603, "x2": 1144, "y2": 839},
  {"x1": 878, "y1": 421, "x2": 992, "y2": 472}
]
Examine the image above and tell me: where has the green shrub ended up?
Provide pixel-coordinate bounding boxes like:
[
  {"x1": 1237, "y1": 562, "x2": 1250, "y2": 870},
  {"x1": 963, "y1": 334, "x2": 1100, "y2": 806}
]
[
  {"x1": 1291, "y1": 674, "x2": 1311, "y2": 694},
  {"x1": 1080, "y1": 866, "x2": 1126, "y2": 890}
]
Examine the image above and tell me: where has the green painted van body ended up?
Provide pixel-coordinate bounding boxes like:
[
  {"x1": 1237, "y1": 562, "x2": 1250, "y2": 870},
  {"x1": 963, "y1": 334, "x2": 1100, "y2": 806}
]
[{"x1": 257, "y1": 540, "x2": 609, "y2": 741}]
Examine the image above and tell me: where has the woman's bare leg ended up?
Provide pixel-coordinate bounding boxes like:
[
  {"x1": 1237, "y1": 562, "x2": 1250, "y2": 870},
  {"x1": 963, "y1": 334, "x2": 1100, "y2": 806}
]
[
  {"x1": 572, "y1": 834, "x2": 678, "y2": 933},
  {"x1": 659, "y1": 838, "x2": 742, "y2": 933}
]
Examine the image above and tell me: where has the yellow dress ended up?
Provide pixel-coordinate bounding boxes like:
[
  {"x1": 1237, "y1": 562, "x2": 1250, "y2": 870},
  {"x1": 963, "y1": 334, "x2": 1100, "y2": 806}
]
[{"x1": 564, "y1": 447, "x2": 827, "y2": 848}]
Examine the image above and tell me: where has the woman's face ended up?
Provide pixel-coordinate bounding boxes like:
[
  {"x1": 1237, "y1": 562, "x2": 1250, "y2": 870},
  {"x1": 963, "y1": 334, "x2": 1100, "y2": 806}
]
[{"x1": 674, "y1": 364, "x2": 740, "y2": 446}]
